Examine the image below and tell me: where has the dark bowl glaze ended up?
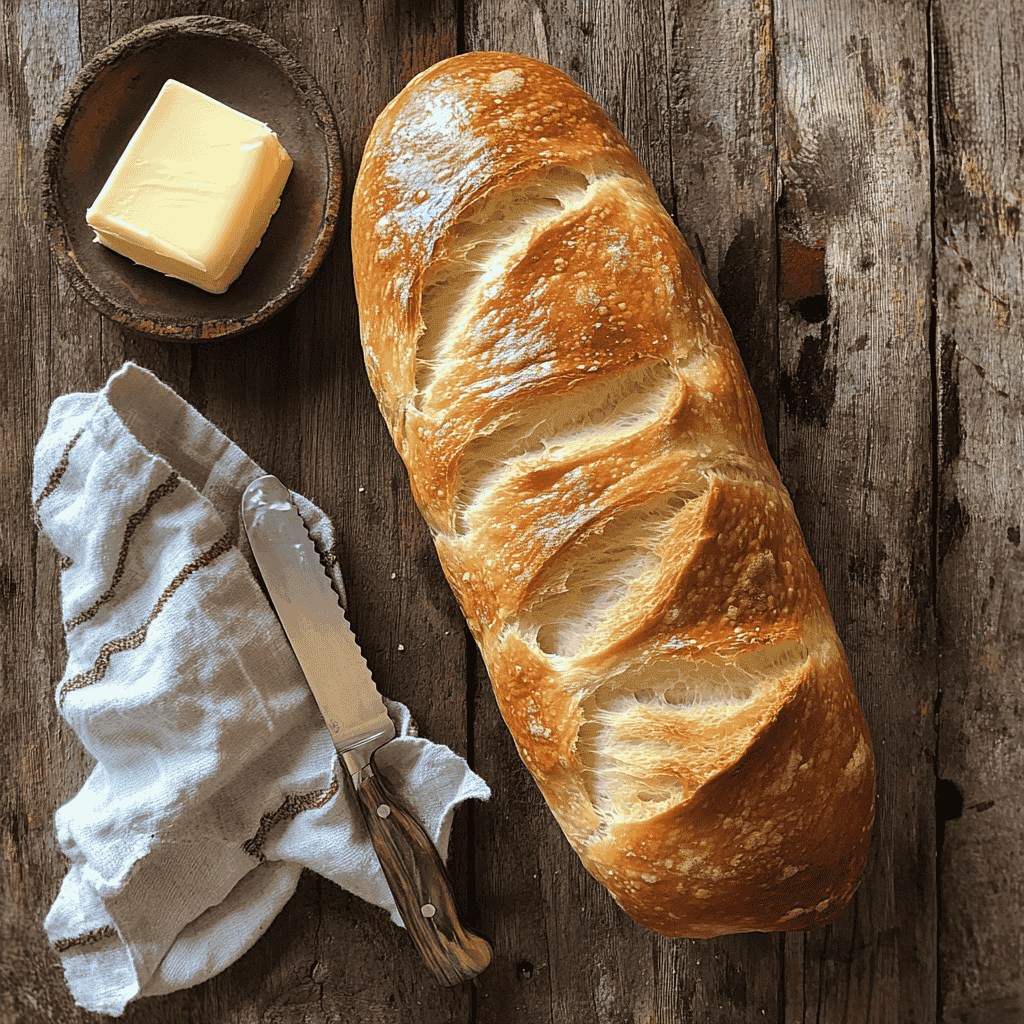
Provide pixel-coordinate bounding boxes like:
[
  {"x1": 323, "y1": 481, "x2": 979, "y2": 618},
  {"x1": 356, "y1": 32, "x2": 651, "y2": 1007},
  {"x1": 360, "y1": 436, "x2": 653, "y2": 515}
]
[{"x1": 41, "y1": 16, "x2": 342, "y2": 341}]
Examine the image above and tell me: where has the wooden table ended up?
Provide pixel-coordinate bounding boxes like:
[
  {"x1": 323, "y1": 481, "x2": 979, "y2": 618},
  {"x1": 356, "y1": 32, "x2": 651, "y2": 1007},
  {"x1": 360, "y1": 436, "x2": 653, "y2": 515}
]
[{"x1": 2, "y1": 2, "x2": 1021, "y2": 1021}]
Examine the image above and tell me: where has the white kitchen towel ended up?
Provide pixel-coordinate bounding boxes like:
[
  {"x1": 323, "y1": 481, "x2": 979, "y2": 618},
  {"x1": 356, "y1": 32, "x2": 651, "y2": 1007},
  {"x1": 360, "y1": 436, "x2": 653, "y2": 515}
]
[{"x1": 32, "y1": 362, "x2": 490, "y2": 1017}]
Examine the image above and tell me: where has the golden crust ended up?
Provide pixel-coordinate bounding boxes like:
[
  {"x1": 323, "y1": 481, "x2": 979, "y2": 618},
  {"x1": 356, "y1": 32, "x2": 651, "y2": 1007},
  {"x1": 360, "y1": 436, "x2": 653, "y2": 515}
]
[{"x1": 352, "y1": 51, "x2": 874, "y2": 937}]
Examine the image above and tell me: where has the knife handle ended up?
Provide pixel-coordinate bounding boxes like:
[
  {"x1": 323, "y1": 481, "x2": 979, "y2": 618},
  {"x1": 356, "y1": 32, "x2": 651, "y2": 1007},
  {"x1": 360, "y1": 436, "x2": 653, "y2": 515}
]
[{"x1": 353, "y1": 758, "x2": 492, "y2": 985}]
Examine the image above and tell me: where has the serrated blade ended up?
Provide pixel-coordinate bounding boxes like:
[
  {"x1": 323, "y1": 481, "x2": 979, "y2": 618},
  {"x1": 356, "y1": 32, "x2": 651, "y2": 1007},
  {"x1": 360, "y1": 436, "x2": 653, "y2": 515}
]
[{"x1": 241, "y1": 475, "x2": 395, "y2": 764}]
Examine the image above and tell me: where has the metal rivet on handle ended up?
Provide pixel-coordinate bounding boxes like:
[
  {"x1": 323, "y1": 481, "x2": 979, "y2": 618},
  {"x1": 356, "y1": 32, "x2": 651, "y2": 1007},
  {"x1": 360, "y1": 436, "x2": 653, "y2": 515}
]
[
  {"x1": 376, "y1": 804, "x2": 391, "y2": 818},
  {"x1": 421, "y1": 903, "x2": 436, "y2": 918}
]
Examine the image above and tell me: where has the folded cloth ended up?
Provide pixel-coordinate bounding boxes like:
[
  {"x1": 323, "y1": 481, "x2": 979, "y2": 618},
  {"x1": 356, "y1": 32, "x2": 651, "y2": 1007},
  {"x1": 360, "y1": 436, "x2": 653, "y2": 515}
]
[{"x1": 31, "y1": 363, "x2": 490, "y2": 1016}]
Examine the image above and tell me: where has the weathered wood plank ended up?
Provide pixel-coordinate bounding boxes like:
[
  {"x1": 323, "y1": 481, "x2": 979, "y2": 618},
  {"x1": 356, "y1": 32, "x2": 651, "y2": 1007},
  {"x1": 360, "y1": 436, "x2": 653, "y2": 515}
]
[
  {"x1": 649, "y1": 2, "x2": 785, "y2": 1021},
  {"x1": 466, "y1": 3, "x2": 783, "y2": 1023},
  {"x1": 932, "y1": 3, "x2": 1024, "y2": 1021},
  {"x1": 774, "y1": 1, "x2": 936, "y2": 1020},
  {"x1": 2, "y1": 2, "x2": 109, "y2": 1022},
  {"x1": 461, "y1": 10, "x2": 674, "y2": 1020},
  {"x1": 661, "y1": 0, "x2": 780, "y2": 452}
]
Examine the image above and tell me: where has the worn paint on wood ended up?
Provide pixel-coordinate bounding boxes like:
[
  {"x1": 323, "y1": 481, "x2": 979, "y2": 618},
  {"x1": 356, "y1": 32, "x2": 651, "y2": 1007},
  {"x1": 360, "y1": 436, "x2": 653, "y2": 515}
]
[{"x1": 1, "y1": 0, "x2": 1021, "y2": 1021}]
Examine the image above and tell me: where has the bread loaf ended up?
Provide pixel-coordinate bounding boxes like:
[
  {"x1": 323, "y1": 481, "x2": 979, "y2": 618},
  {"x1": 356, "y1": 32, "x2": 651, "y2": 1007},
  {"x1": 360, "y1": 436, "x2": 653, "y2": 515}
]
[{"x1": 351, "y1": 52, "x2": 874, "y2": 938}]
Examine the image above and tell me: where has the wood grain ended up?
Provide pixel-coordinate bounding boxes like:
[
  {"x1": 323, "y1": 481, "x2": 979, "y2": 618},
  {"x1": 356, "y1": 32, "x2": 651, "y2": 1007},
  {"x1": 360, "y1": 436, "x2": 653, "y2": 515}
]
[
  {"x1": 353, "y1": 761, "x2": 492, "y2": 986},
  {"x1": 2, "y1": 0, "x2": 1021, "y2": 1021},
  {"x1": 932, "y1": 3, "x2": 1024, "y2": 1021},
  {"x1": 774, "y1": 3, "x2": 938, "y2": 1021}
]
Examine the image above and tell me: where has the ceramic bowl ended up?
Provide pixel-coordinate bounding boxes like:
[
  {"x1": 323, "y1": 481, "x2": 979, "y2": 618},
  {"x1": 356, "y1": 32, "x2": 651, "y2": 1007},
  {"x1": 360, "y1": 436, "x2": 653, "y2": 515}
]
[{"x1": 41, "y1": 16, "x2": 343, "y2": 341}]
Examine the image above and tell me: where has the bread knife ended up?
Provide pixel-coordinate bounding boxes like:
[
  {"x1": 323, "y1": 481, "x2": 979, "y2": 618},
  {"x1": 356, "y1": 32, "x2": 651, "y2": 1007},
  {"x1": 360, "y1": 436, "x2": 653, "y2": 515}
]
[{"x1": 241, "y1": 475, "x2": 491, "y2": 985}]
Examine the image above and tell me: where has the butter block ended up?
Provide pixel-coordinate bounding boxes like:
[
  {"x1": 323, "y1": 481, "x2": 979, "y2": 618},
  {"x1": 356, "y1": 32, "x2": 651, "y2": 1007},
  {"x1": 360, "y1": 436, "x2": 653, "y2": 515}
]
[{"x1": 86, "y1": 79, "x2": 293, "y2": 294}]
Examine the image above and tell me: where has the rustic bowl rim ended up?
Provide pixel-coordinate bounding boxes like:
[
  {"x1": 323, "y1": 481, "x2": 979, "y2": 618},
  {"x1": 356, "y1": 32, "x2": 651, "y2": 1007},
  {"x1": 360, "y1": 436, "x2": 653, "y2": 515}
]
[{"x1": 40, "y1": 14, "x2": 343, "y2": 342}]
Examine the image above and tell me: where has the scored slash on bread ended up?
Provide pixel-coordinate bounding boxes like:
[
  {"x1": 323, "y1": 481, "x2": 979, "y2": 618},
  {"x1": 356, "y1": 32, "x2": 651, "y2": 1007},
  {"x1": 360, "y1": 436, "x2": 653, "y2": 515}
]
[{"x1": 352, "y1": 51, "x2": 874, "y2": 938}]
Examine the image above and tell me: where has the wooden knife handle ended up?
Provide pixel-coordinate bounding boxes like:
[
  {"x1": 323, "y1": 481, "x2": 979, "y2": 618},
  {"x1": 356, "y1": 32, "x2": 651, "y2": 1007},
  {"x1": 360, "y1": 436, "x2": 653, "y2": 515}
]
[{"x1": 353, "y1": 757, "x2": 492, "y2": 985}]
